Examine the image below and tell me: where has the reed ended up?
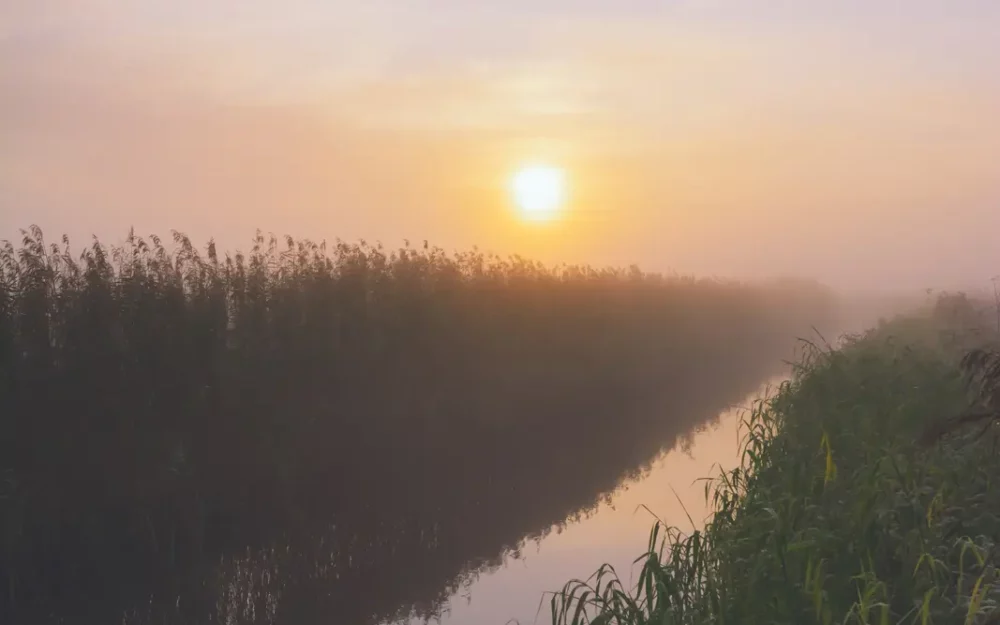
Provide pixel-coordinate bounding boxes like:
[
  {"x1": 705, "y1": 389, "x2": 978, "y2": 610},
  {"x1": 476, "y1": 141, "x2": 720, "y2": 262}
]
[
  {"x1": 550, "y1": 306, "x2": 1000, "y2": 625},
  {"x1": 0, "y1": 225, "x2": 838, "y2": 623}
]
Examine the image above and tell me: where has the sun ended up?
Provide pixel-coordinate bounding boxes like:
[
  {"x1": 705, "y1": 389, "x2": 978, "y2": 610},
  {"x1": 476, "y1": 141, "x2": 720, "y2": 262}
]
[{"x1": 510, "y1": 164, "x2": 567, "y2": 222}]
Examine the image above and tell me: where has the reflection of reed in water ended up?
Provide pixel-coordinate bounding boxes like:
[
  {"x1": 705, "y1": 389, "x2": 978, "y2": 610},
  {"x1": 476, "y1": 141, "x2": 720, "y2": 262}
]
[{"x1": 145, "y1": 369, "x2": 790, "y2": 625}]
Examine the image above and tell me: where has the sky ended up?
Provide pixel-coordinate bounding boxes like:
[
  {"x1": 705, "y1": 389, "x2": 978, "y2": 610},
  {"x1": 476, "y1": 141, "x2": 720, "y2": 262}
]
[{"x1": 2, "y1": 1, "x2": 999, "y2": 291}]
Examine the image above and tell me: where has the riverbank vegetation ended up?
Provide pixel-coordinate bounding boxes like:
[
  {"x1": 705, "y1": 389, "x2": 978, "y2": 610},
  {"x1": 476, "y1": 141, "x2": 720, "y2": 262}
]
[
  {"x1": 551, "y1": 293, "x2": 1000, "y2": 625},
  {"x1": 0, "y1": 226, "x2": 838, "y2": 624}
]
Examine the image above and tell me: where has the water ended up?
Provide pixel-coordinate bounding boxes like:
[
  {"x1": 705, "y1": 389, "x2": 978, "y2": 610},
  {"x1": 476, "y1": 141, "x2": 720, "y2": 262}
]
[
  {"x1": 106, "y1": 371, "x2": 789, "y2": 625},
  {"x1": 407, "y1": 375, "x2": 787, "y2": 625}
]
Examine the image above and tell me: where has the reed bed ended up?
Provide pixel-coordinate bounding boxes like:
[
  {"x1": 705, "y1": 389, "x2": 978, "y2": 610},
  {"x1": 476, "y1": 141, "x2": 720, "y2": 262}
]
[
  {"x1": 550, "y1": 301, "x2": 1000, "y2": 625},
  {"x1": 0, "y1": 226, "x2": 838, "y2": 623}
]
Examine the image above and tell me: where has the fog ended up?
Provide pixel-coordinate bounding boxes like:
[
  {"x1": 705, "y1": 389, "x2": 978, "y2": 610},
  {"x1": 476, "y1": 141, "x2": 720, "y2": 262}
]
[
  {"x1": 2, "y1": 2, "x2": 998, "y2": 623},
  {"x1": 4, "y1": 0, "x2": 1000, "y2": 292}
]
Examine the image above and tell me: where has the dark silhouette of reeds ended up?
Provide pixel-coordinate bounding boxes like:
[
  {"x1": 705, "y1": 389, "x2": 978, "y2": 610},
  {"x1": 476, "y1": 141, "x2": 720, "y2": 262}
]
[{"x1": 0, "y1": 226, "x2": 837, "y2": 624}]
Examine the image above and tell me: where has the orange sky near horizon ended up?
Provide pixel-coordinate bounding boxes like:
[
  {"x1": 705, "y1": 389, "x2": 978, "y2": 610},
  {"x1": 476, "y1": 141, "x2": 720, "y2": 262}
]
[{"x1": 2, "y1": 1, "x2": 999, "y2": 290}]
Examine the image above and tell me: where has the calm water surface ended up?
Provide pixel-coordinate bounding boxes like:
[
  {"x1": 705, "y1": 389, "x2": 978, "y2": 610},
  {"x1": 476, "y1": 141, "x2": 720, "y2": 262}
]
[{"x1": 407, "y1": 375, "x2": 788, "y2": 625}]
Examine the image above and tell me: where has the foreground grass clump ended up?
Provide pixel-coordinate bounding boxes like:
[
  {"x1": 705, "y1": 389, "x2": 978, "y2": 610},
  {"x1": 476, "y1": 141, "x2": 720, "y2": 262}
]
[
  {"x1": 552, "y1": 315, "x2": 1000, "y2": 625},
  {"x1": 0, "y1": 226, "x2": 836, "y2": 624}
]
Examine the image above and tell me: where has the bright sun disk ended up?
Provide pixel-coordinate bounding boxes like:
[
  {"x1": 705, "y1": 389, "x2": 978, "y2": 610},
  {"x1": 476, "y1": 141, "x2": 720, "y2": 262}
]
[{"x1": 511, "y1": 165, "x2": 566, "y2": 222}]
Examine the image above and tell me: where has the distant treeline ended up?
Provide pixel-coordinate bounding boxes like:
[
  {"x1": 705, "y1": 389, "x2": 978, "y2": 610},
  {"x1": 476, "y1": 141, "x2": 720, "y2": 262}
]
[{"x1": 0, "y1": 226, "x2": 837, "y2": 624}]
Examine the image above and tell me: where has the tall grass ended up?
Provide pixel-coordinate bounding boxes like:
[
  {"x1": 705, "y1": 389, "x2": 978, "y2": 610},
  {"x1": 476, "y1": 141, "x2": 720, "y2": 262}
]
[
  {"x1": 0, "y1": 226, "x2": 837, "y2": 624},
  {"x1": 550, "y1": 302, "x2": 1000, "y2": 625}
]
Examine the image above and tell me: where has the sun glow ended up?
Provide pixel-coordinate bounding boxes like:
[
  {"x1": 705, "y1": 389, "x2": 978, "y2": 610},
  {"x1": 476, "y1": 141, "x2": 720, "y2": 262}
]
[{"x1": 510, "y1": 164, "x2": 567, "y2": 222}]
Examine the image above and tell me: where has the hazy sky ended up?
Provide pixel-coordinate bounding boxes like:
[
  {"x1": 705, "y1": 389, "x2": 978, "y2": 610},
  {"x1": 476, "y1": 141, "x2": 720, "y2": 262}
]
[{"x1": 2, "y1": 1, "x2": 999, "y2": 290}]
